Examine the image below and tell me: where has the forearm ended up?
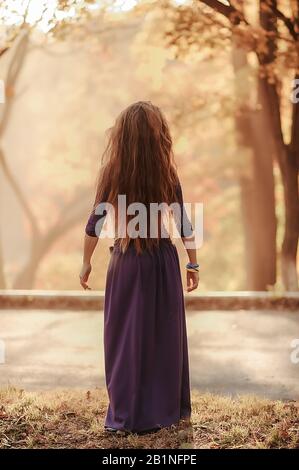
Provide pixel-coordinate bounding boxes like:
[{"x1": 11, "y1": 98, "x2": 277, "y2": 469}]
[
  {"x1": 83, "y1": 233, "x2": 98, "y2": 264},
  {"x1": 182, "y1": 235, "x2": 198, "y2": 264}
]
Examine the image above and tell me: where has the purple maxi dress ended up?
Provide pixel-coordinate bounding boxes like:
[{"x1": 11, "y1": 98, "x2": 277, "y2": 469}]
[{"x1": 85, "y1": 182, "x2": 192, "y2": 432}]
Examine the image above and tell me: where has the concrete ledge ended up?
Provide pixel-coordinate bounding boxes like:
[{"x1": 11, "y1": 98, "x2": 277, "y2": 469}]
[{"x1": 0, "y1": 290, "x2": 299, "y2": 311}]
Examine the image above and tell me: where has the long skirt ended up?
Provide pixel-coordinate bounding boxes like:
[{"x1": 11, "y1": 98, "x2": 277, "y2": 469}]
[{"x1": 103, "y1": 238, "x2": 191, "y2": 432}]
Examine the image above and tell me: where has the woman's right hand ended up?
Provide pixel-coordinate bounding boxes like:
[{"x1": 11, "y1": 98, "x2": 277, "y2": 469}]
[
  {"x1": 79, "y1": 262, "x2": 92, "y2": 290},
  {"x1": 186, "y1": 271, "x2": 199, "y2": 292}
]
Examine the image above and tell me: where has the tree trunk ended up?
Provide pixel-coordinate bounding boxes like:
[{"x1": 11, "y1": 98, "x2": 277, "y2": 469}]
[
  {"x1": 282, "y1": 74, "x2": 299, "y2": 290},
  {"x1": 232, "y1": 44, "x2": 277, "y2": 290},
  {"x1": 281, "y1": 144, "x2": 299, "y2": 290},
  {"x1": 258, "y1": 0, "x2": 299, "y2": 290},
  {"x1": 280, "y1": 74, "x2": 299, "y2": 290},
  {"x1": 13, "y1": 241, "x2": 45, "y2": 289},
  {"x1": 12, "y1": 190, "x2": 91, "y2": 289},
  {"x1": 0, "y1": 31, "x2": 30, "y2": 289}
]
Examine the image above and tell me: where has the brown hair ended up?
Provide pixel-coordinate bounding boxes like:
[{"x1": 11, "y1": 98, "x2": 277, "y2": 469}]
[{"x1": 94, "y1": 101, "x2": 179, "y2": 253}]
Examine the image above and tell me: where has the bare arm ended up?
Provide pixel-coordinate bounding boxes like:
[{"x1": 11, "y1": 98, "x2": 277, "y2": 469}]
[
  {"x1": 83, "y1": 233, "x2": 98, "y2": 264},
  {"x1": 175, "y1": 182, "x2": 199, "y2": 292},
  {"x1": 183, "y1": 235, "x2": 198, "y2": 264},
  {"x1": 80, "y1": 202, "x2": 106, "y2": 290},
  {"x1": 182, "y1": 235, "x2": 199, "y2": 292},
  {"x1": 79, "y1": 234, "x2": 98, "y2": 290}
]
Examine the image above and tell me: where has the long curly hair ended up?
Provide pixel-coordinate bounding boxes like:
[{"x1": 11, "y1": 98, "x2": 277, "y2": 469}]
[{"x1": 94, "y1": 101, "x2": 179, "y2": 253}]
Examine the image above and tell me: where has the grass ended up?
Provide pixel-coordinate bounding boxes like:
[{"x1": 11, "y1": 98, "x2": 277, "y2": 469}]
[{"x1": 0, "y1": 388, "x2": 298, "y2": 449}]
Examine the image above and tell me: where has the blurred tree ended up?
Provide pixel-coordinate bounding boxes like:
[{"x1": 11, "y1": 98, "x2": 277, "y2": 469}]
[
  {"x1": 165, "y1": 0, "x2": 299, "y2": 290},
  {"x1": 0, "y1": 0, "x2": 118, "y2": 288},
  {"x1": 231, "y1": 1, "x2": 277, "y2": 291}
]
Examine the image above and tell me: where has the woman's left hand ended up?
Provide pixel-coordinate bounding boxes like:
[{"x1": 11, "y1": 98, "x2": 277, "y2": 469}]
[{"x1": 79, "y1": 262, "x2": 92, "y2": 290}]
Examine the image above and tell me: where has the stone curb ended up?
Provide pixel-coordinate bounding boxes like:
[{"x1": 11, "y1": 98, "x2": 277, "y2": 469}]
[{"x1": 0, "y1": 290, "x2": 299, "y2": 311}]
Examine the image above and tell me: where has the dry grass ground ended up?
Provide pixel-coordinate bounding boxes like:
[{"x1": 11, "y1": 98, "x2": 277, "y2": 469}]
[{"x1": 0, "y1": 388, "x2": 298, "y2": 449}]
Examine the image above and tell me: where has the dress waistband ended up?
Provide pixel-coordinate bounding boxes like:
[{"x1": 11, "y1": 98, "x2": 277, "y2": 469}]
[{"x1": 110, "y1": 237, "x2": 174, "y2": 253}]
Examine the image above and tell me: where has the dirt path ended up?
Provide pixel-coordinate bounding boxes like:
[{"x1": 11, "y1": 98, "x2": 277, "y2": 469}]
[{"x1": 0, "y1": 309, "x2": 298, "y2": 399}]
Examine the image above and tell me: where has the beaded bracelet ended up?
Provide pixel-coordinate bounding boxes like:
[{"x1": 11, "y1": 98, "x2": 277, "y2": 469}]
[{"x1": 186, "y1": 262, "x2": 200, "y2": 273}]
